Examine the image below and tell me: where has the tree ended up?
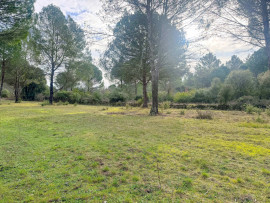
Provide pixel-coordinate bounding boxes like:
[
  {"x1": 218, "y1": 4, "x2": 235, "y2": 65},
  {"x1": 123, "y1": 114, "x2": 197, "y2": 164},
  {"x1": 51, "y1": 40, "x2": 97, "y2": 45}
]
[
  {"x1": 32, "y1": 5, "x2": 85, "y2": 104},
  {"x1": 225, "y1": 70, "x2": 256, "y2": 99},
  {"x1": 0, "y1": 42, "x2": 14, "y2": 101},
  {"x1": 213, "y1": 0, "x2": 270, "y2": 70},
  {"x1": 4, "y1": 42, "x2": 45, "y2": 103},
  {"x1": 245, "y1": 48, "x2": 268, "y2": 76},
  {"x1": 102, "y1": 12, "x2": 187, "y2": 108},
  {"x1": 194, "y1": 53, "x2": 221, "y2": 88},
  {"x1": 102, "y1": 0, "x2": 217, "y2": 115},
  {"x1": 226, "y1": 55, "x2": 243, "y2": 70},
  {"x1": 0, "y1": 0, "x2": 35, "y2": 43}
]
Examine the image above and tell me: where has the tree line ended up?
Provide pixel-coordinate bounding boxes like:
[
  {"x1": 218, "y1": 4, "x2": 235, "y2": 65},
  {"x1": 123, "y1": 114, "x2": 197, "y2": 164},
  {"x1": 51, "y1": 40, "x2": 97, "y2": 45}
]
[{"x1": 1, "y1": 0, "x2": 270, "y2": 114}]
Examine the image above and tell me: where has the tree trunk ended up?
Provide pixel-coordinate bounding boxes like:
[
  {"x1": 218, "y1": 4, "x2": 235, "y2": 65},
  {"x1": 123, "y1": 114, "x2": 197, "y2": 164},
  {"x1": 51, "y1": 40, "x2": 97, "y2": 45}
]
[
  {"x1": 147, "y1": 0, "x2": 159, "y2": 115},
  {"x1": 14, "y1": 70, "x2": 21, "y2": 103},
  {"x1": 261, "y1": 0, "x2": 270, "y2": 70},
  {"x1": 49, "y1": 66, "x2": 55, "y2": 105},
  {"x1": 134, "y1": 81, "x2": 137, "y2": 97},
  {"x1": 0, "y1": 60, "x2": 6, "y2": 101},
  {"x1": 142, "y1": 72, "x2": 148, "y2": 108}
]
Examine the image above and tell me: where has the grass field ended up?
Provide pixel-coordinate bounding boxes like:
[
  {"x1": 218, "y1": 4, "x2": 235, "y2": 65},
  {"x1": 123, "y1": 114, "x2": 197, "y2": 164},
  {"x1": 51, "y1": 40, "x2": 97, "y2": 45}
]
[{"x1": 0, "y1": 102, "x2": 270, "y2": 202}]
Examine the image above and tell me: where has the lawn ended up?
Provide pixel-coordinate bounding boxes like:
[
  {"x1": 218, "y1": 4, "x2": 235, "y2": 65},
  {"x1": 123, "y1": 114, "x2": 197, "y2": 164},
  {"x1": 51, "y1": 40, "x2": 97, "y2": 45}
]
[{"x1": 0, "y1": 102, "x2": 270, "y2": 202}]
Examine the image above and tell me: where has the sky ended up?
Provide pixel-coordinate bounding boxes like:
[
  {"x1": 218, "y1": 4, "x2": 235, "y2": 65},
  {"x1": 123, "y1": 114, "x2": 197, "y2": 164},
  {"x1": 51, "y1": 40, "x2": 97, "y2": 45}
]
[{"x1": 34, "y1": 0, "x2": 257, "y2": 85}]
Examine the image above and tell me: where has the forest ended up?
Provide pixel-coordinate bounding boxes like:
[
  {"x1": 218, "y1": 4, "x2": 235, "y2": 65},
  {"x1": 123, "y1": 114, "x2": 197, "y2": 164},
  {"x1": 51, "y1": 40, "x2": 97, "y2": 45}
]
[{"x1": 1, "y1": 0, "x2": 270, "y2": 202}]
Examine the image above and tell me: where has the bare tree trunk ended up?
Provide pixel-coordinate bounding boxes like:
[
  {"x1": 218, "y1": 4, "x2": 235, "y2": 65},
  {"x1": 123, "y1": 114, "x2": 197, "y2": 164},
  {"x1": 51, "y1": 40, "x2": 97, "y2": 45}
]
[
  {"x1": 142, "y1": 73, "x2": 148, "y2": 108},
  {"x1": 14, "y1": 70, "x2": 20, "y2": 103},
  {"x1": 147, "y1": 0, "x2": 159, "y2": 115},
  {"x1": 134, "y1": 80, "x2": 137, "y2": 97},
  {"x1": 49, "y1": 65, "x2": 55, "y2": 105},
  {"x1": 0, "y1": 60, "x2": 6, "y2": 101},
  {"x1": 261, "y1": 0, "x2": 270, "y2": 70}
]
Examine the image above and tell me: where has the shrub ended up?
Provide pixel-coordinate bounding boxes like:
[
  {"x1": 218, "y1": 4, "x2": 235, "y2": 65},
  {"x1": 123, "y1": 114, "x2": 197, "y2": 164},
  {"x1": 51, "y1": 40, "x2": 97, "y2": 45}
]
[
  {"x1": 109, "y1": 90, "x2": 128, "y2": 103},
  {"x1": 196, "y1": 110, "x2": 213, "y2": 120},
  {"x1": 245, "y1": 104, "x2": 262, "y2": 114},
  {"x1": 218, "y1": 85, "x2": 234, "y2": 104},
  {"x1": 160, "y1": 101, "x2": 171, "y2": 110},
  {"x1": 159, "y1": 91, "x2": 173, "y2": 102},
  {"x1": 180, "y1": 110, "x2": 185, "y2": 115},
  {"x1": 41, "y1": 100, "x2": 50, "y2": 106},
  {"x1": 225, "y1": 70, "x2": 256, "y2": 99},
  {"x1": 258, "y1": 71, "x2": 270, "y2": 99},
  {"x1": 1, "y1": 89, "x2": 10, "y2": 98},
  {"x1": 174, "y1": 90, "x2": 195, "y2": 103}
]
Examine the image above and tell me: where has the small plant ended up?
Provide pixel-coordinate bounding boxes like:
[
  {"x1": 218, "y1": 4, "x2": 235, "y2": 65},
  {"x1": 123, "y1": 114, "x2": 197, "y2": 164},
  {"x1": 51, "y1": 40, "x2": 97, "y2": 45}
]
[
  {"x1": 102, "y1": 166, "x2": 109, "y2": 172},
  {"x1": 73, "y1": 102, "x2": 78, "y2": 106},
  {"x1": 180, "y1": 110, "x2": 185, "y2": 115},
  {"x1": 63, "y1": 101, "x2": 69, "y2": 105},
  {"x1": 201, "y1": 172, "x2": 209, "y2": 179},
  {"x1": 182, "y1": 178, "x2": 193, "y2": 190},
  {"x1": 266, "y1": 108, "x2": 270, "y2": 117},
  {"x1": 57, "y1": 101, "x2": 63, "y2": 106},
  {"x1": 255, "y1": 116, "x2": 266, "y2": 123},
  {"x1": 41, "y1": 101, "x2": 50, "y2": 106},
  {"x1": 196, "y1": 110, "x2": 213, "y2": 120}
]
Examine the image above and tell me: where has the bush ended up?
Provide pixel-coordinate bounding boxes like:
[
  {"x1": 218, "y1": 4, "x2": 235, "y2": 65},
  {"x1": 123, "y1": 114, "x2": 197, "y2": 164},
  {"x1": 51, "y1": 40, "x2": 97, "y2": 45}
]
[
  {"x1": 1, "y1": 89, "x2": 10, "y2": 98},
  {"x1": 225, "y1": 70, "x2": 256, "y2": 99},
  {"x1": 245, "y1": 104, "x2": 262, "y2": 115},
  {"x1": 159, "y1": 91, "x2": 173, "y2": 102},
  {"x1": 160, "y1": 101, "x2": 171, "y2": 110},
  {"x1": 174, "y1": 90, "x2": 195, "y2": 103},
  {"x1": 218, "y1": 85, "x2": 234, "y2": 105},
  {"x1": 41, "y1": 100, "x2": 50, "y2": 106},
  {"x1": 192, "y1": 89, "x2": 211, "y2": 103},
  {"x1": 258, "y1": 71, "x2": 270, "y2": 99},
  {"x1": 109, "y1": 90, "x2": 128, "y2": 104},
  {"x1": 196, "y1": 110, "x2": 213, "y2": 120}
]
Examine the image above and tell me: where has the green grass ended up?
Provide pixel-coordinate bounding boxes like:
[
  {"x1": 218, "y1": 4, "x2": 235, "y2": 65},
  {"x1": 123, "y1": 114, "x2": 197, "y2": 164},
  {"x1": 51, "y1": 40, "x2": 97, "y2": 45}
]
[{"x1": 0, "y1": 102, "x2": 270, "y2": 202}]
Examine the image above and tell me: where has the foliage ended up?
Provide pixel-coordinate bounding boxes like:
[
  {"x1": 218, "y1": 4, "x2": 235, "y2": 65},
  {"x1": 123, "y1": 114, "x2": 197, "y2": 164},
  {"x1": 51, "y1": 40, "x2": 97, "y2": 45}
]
[
  {"x1": 225, "y1": 70, "x2": 256, "y2": 99},
  {"x1": 174, "y1": 90, "x2": 195, "y2": 103},
  {"x1": 109, "y1": 90, "x2": 128, "y2": 103},
  {"x1": 0, "y1": 0, "x2": 35, "y2": 43},
  {"x1": 1, "y1": 89, "x2": 10, "y2": 98},
  {"x1": 258, "y1": 71, "x2": 270, "y2": 99},
  {"x1": 246, "y1": 48, "x2": 268, "y2": 76},
  {"x1": 218, "y1": 84, "x2": 234, "y2": 105}
]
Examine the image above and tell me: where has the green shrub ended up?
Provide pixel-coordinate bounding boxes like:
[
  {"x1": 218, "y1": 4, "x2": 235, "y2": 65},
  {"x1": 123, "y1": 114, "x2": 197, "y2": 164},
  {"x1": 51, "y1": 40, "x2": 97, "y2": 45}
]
[
  {"x1": 225, "y1": 70, "x2": 256, "y2": 99},
  {"x1": 160, "y1": 101, "x2": 171, "y2": 110},
  {"x1": 218, "y1": 85, "x2": 234, "y2": 104},
  {"x1": 109, "y1": 90, "x2": 128, "y2": 103},
  {"x1": 245, "y1": 104, "x2": 262, "y2": 114},
  {"x1": 1, "y1": 89, "x2": 10, "y2": 98},
  {"x1": 159, "y1": 91, "x2": 173, "y2": 102},
  {"x1": 41, "y1": 100, "x2": 50, "y2": 106},
  {"x1": 174, "y1": 90, "x2": 195, "y2": 103}
]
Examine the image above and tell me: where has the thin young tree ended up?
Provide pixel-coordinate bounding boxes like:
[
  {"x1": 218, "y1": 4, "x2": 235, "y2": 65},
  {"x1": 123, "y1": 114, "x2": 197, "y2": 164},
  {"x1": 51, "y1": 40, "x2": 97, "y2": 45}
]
[{"x1": 31, "y1": 5, "x2": 85, "y2": 104}]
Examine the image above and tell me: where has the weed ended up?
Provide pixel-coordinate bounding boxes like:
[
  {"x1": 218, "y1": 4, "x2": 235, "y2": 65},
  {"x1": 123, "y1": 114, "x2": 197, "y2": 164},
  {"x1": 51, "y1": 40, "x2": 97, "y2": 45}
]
[{"x1": 180, "y1": 110, "x2": 185, "y2": 115}]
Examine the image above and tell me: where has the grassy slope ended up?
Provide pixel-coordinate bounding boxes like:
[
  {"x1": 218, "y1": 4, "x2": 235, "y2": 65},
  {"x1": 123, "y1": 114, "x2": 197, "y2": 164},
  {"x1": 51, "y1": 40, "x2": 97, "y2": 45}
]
[{"x1": 0, "y1": 102, "x2": 270, "y2": 202}]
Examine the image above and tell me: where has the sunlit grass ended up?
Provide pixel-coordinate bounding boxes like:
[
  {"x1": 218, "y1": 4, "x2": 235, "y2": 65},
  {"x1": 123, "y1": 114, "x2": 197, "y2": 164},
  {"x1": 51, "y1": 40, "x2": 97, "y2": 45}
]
[{"x1": 0, "y1": 102, "x2": 270, "y2": 202}]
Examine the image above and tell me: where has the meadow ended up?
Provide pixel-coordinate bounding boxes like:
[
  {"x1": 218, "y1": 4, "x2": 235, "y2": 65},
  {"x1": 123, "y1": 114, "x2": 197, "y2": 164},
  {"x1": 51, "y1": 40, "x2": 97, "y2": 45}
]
[{"x1": 0, "y1": 102, "x2": 270, "y2": 202}]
